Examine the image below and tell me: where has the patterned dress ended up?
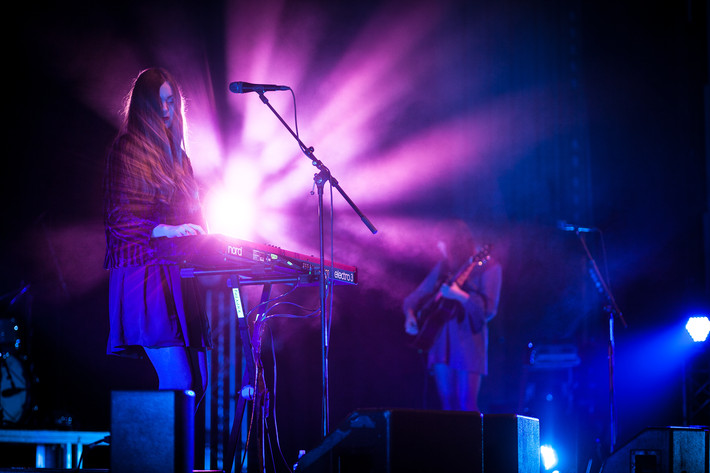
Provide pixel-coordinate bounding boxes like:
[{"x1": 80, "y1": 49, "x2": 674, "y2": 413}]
[{"x1": 104, "y1": 135, "x2": 212, "y2": 357}]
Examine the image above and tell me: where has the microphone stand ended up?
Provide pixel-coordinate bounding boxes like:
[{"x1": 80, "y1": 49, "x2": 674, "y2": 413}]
[
  {"x1": 575, "y1": 230, "x2": 626, "y2": 454},
  {"x1": 253, "y1": 90, "x2": 377, "y2": 439}
]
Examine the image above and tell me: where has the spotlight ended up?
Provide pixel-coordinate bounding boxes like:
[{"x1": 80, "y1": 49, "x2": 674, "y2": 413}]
[
  {"x1": 540, "y1": 444, "x2": 558, "y2": 470},
  {"x1": 685, "y1": 316, "x2": 710, "y2": 342}
]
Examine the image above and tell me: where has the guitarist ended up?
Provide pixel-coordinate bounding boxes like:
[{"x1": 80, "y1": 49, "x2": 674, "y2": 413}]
[{"x1": 403, "y1": 220, "x2": 502, "y2": 412}]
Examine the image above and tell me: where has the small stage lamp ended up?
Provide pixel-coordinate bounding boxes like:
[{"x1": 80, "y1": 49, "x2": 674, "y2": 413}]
[
  {"x1": 540, "y1": 444, "x2": 558, "y2": 470},
  {"x1": 685, "y1": 315, "x2": 710, "y2": 342}
]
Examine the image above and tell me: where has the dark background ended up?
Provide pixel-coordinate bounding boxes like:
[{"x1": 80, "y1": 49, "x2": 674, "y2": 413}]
[{"x1": 2, "y1": 0, "x2": 708, "y2": 472}]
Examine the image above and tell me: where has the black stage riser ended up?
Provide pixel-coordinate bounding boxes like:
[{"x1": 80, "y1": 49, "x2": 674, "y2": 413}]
[
  {"x1": 111, "y1": 390, "x2": 195, "y2": 473},
  {"x1": 483, "y1": 414, "x2": 540, "y2": 473}
]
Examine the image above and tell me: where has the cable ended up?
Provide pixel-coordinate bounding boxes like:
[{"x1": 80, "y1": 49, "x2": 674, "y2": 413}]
[
  {"x1": 266, "y1": 326, "x2": 293, "y2": 472},
  {"x1": 598, "y1": 229, "x2": 614, "y2": 296},
  {"x1": 323, "y1": 180, "x2": 336, "y2": 428},
  {"x1": 246, "y1": 284, "x2": 302, "y2": 321},
  {"x1": 259, "y1": 301, "x2": 320, "y2": 321}
]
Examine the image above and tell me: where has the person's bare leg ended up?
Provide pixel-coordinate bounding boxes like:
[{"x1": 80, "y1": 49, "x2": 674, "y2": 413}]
[
  {"x1": 456, "y1": 370, "x2": 482, "y2": 412},
  {"x1": 433, "y1": 363, "x2": 455, "y2": 410},
  {"x1": 188, "y1": 348, "x2": 208, "y2": 408},
  {"x1": 144, "y1": 346, "x2": 193, "y2": 390},
  {"x1": 145, "y1": 346, "x2": 209, "y2": 410}
]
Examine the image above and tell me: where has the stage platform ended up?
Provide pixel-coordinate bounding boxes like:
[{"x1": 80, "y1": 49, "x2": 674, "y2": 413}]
[
  {"x1": 0, "y1": 470, "x2": 109, "y2": 473},
  {"x1": 0, "y1": 471, "x2": 224, "y2": 473},
  {"x1": 0, "y1": 430, "x2": 109, "y2": 469}
]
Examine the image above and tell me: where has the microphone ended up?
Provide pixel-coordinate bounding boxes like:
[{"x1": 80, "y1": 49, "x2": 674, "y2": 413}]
[
  {"x1": 557, "y1": 220, "x2": 596, "y2": 233},
  {"x1": 229, "y1": 81, "x2": 289, "y2": 94}
]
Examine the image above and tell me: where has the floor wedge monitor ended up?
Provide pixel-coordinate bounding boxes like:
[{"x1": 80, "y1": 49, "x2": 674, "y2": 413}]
[{"x1": 296, "y1": 408, "x2": 484, "y2": 473}]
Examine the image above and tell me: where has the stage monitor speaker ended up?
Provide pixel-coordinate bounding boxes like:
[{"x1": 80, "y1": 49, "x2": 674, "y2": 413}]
[
  {"x1": 110, "y1": 390, "x2": 195, "y2": 473},
  {"x1": 601, "y1": 426, "x2": 708, "y2": 473},
  {"x1": 295, "y1": 408, "x2": 483, "y2": 473},
  {"x1": 483, "y1": 414, "x2": 540, "y2": 473}
]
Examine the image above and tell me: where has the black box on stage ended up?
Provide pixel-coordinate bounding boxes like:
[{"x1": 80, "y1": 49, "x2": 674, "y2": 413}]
[
  {"x1": 110, "y1": 390, "x2": 195, "y2": 473},
  {"x1": 483, "y1": 414, "x2": 540, "y2": 473},
  {"x1": 295, "y1": 408, "x2": 483, "y2": 473},
  {"x1": 601, "y1": 426, "x2": 708, "y2": 473}
]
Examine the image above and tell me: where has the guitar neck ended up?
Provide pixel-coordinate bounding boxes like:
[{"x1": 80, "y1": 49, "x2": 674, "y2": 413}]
[{"x1": 452, "y1": 245, "x2": 491, "y2": 287}]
